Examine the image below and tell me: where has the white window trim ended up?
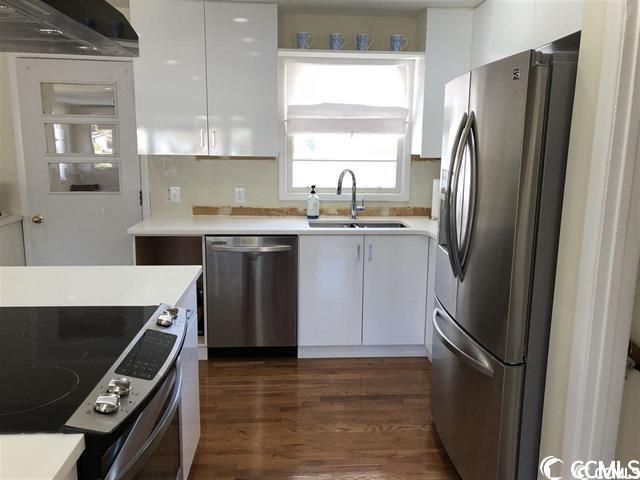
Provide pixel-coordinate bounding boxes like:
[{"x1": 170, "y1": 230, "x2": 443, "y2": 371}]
[{"x1": 278, "y1": 52, "x2": 421, "y2": 202}]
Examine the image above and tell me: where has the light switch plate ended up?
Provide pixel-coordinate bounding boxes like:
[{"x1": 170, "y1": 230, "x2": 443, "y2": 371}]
[
  {"x1": 234, "y1": 187, "x2": 246, "y2": 204},
  {"x1": 168, "y1": 186, "x2": 181, "y2": 203}
]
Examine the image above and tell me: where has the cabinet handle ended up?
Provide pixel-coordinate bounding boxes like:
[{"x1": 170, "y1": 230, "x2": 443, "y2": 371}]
[
  {"x1": 357, "y1": 244, "x2": 361, "y2": 261},
  {"x1": 211, "y1": 129, "x2": 216, "y2": 147},
  {"x1": 368, "y1": 244, "x2": 373, "y2": 262},
  {"x1": 199, "y1": 129, "x2": 205, "y2": 148}
]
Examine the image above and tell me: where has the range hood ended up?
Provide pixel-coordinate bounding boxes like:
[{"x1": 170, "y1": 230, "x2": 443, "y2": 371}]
[{"x1": 0, "y1": 0, "x2": 138, "y2": 56}]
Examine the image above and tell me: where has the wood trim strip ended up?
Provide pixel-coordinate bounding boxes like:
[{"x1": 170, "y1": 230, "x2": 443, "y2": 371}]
[
  {"x1": 195, "y1": 155, "x2": 277, "y2": 161},
  {"x1": 410, "y1": 154, "x2": 440, "y2": 162},
  {"x1": 192, "y1": 205, "x2": 431, "y2": 217}
]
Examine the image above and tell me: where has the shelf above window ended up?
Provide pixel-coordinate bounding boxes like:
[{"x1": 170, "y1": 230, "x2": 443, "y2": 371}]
[{"x1": 278, "y1": 49, "x2": 425, "y2": 61}]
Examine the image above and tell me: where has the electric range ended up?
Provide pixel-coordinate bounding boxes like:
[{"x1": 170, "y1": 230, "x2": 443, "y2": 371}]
[{"x1": 0, "y1": 304, "x2": 188, "y2": 479}]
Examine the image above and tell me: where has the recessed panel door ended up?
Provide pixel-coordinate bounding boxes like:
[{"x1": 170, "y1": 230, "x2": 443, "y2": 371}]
[{"x1": 16, "y1": 58, "x2": 142, "y2": 265}]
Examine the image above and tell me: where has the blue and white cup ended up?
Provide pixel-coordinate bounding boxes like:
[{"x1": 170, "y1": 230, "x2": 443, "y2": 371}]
[
  {"x1": 296, "y1": 32, "x2": 313, "y2": 49},
  {"x1": 389, "y1": 34, "x2": 408, "y2": 51},
  {"x1": 329, "y1": 33, "x2": 347, "y2": 50},
  {"x1": 356, "y1": 33, "x2": 374, "y2": 51}
]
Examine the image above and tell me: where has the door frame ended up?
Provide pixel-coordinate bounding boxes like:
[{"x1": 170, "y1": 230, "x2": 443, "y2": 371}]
[
  {"x1": 7, "y1": 53, "x2": 148, "y2": 265},
  {"x1": 560, "y1": 0, "x2": 640, "y2": 471}
]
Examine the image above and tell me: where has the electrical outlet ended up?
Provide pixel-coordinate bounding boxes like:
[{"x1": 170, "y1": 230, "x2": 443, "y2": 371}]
[
  {"x1": 234, "y1": 187, "x2": 246, "y2": 204},
  {"x1": 168, "y1": 186, "x2": 181, "y2": 203}
]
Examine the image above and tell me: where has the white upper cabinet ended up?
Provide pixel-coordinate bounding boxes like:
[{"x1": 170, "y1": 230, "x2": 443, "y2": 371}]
[
  {"x1": 205, "y1": 2, "x2": 279, "y2": 157},
  {"x1": 130, "y1": 1, "x2": 279, "y2": 157},
  {"x1": 362, "y1": 235, "x2": 428, "y2": 346},
  {"x1": 421, "y1": 8, "x2": 473, "y2": 158},
  {"x1": 130, "y1": 0, "x2": 208, "y2": 155}
]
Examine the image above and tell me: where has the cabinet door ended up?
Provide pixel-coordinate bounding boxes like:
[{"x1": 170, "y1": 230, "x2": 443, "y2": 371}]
[
  {"x1": 205, "y1": 2, "x2": 278, "y2": 157},
  {"x1": 130, "y1": 0, "x2": 208, "y2": 155},
  {"x1": 363, "y1": 235, "x2": 428, "y2": 345},
  {"x1": 425, "y1": 237, "x2": 437, "y2": 358},
  {"x1": 177, "y1": 282, "x2": 200, "y2": 479},
  {"x1": 299, "y1": 235, "x2": 364, "y2": 346}
]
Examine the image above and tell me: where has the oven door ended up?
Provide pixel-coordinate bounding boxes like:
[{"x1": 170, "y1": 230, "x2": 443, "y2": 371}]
[{"x1": 104, "y1": 363, "x2": 183, "y2": 480}]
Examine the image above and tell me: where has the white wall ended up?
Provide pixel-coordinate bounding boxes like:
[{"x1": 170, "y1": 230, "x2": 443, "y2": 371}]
[
  {"x1": 471, "y1": 0, "x2": 584, "y2": 68},
  {"x1": 0, "y1": 54, "x2": 21, "y2": 217},
  {"x1": 538, "y1": 0, "x2": 606, "y2": 462},
  {"x1": 0, "y1": 220, "x2": 25, "y2": 266},
  {"x1": 616, "y1": 270, "x2": 640, "y2": 462},
  {"x1": 147, "y1": 156, "x2": 439, "y2": 216}
]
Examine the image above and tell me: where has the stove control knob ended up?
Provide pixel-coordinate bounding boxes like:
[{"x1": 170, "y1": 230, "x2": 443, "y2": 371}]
[
  {"x1": 94, "y1": 393, "x2": 120, "y2": 414},
  {"x1": 165, "y1": 306, "x2": 179, "y2": 318},
  {"x1": 107, "y1": 377, "x2": 131, "y2": 396},
  {"x1": 156, "y1": 313, "x2": 173, "y2": 327}
]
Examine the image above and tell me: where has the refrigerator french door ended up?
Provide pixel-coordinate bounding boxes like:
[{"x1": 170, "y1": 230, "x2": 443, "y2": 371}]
[{"x1": 432, "y1": 33, "x2": 579, "y2": 480}]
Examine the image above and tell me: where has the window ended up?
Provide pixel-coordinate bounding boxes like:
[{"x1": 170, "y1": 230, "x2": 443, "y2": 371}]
[{"x1": 280, "y1": 56, "x2": 417, "y2": 200}]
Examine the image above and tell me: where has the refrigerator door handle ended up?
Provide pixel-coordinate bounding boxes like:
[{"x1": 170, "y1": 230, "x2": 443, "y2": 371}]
[
  {"x1": 433, "y1": 307, "x2": 494, "y2": 378},
  {"x1": 449, "y1": 114, "x2": 472, "y2": 280},
  {"x1": 445, "y1": 112, "x2": 468, "y2": 278},
  {"x1": 458, "y1": 111, "x2": 479, "y2": 278}
]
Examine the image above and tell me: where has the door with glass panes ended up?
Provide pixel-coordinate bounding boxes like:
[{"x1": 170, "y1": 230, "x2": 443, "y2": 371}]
[{"x1": 16, "y1": 58, "x2": 142, "y2": 265}]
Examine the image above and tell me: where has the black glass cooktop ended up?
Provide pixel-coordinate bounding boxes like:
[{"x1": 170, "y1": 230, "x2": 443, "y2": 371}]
[{"x1": 0, "y1": 305, "x2": 157, "y2": 434}]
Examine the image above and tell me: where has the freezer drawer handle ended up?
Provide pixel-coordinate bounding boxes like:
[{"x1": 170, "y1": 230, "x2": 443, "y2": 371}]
[
  {"x1": 208, "y1": 245, "x2": 292, "y2": 253},
  {"x1": 433, "y1": 308, "x2": 494, "y2": 378}
]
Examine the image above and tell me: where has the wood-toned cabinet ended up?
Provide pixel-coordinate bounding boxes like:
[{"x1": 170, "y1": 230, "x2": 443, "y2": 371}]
[
  {"x1": 299, "y1": 234, "x2": 428, "y2": 348},
  {"x1": 130, "y1": 0, "x2": 278, "y2": 157}
]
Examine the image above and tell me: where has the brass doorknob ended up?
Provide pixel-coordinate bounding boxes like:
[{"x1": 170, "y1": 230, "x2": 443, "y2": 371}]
[{"x1": 31, "y1": 214, "x2": 44, "y2": 224}]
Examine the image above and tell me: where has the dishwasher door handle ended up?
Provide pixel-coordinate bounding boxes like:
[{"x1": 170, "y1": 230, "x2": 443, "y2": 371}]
[{"x1": 208, "y1": 244, "x2": 292, "y2": 253}]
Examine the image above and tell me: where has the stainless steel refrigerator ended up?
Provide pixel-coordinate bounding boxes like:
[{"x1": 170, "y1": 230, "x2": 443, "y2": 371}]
[{"x1": 431, "y1": 32, "x2": 580, "y2": 480}]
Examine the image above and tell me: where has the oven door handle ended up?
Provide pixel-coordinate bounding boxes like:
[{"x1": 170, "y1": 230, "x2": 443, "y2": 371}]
[{"x1": 105, "y1": 363, "x2": 183, "y2": 480}]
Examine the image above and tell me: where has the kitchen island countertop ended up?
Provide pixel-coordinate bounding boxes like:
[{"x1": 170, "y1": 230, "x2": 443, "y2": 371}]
[{"x1": 0, "y1": 265, "x2": 202, "y2": 480}]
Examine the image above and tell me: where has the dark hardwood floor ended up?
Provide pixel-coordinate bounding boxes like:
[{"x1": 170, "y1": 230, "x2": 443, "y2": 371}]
[{"x1": 189, "y1": 357, "x2": 459, "y2": 480}]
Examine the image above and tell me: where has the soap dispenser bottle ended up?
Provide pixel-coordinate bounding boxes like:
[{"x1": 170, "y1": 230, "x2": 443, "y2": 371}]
[{"x1": 306, "y1": 185, "x2": 320, "y2": 219}]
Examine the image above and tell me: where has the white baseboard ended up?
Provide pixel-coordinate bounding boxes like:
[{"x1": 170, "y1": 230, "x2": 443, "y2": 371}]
[
  {"x1": 198, "y1": 345, "x2": 208, "y2": 360},
  {"x1": 298, "y1": 345, "x2": 427, "y2": 358}
]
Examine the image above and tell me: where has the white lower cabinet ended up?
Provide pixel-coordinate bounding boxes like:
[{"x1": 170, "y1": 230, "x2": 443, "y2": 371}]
[
  {"x1": 298, "y1": 235, "x2": 364, "y2": 346},
  {"x1": 362, "y1": 235, "x2": 428, "y2": 345},
  {"x1": 177, "y1": 282, "x2": 200, "y2": 479},
  {"x1": 425, "y1": 237, "x2": 437, "y2": 358},
  {"x1": 299, "y1": 234, "x2": 428, "y2": 349}
]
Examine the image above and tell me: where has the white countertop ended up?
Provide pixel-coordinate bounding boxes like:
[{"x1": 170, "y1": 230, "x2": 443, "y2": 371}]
[
  {"x1": 127, "y1": 215, "x2": 439, "y2": 239},
  {"x1": 0, "y1": 265, "x2": 202, "y2": 307},
  {"x1": 0, "y1": 434, "x2": 85, "y2": 480},
  {"x1": 0, "y1": 265, "x2": 202, "y2": 479}
]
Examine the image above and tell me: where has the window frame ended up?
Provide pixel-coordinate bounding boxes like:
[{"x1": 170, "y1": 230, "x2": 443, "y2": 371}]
[{"x1": 278, "y1": 52, "x2": 421, "y2": 202}]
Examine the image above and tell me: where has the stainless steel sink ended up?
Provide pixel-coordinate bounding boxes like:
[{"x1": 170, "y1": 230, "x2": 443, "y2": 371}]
[{"x1": 308, "y1": 220, "x2": 407, "y2": 229}]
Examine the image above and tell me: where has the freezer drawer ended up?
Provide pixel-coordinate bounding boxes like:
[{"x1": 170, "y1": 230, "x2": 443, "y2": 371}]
[
  {"x1": 431, "y1": 301, "x2": 524, "y2": 480},
  {"x1": 205, "y1": 236, "x2": 297, "y2": 348}
]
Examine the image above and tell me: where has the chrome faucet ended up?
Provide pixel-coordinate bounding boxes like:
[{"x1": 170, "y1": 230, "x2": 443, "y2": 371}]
[{"x1": 336, "y1": 169, "x2": 365, "y2": 220}]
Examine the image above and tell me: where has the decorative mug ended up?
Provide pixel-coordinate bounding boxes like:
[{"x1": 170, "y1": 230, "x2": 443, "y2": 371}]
[
  {"x1": 329, "y1": 33, "x2": 347, "y2": 50},
  {"x1": 296, "y1": 32, "x2": 313, "y2": 49},
  {"x1": 356, "y1": 33, "x2": 374, "y2": 51},
  {"x1": 389, "y1": 34, "x2": 408, "y2": 51}
]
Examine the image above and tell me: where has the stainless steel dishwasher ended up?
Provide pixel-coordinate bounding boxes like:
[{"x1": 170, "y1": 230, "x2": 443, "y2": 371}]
[{"x1": 205, "y1": 236, "x2": 297, "y2": 349}]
